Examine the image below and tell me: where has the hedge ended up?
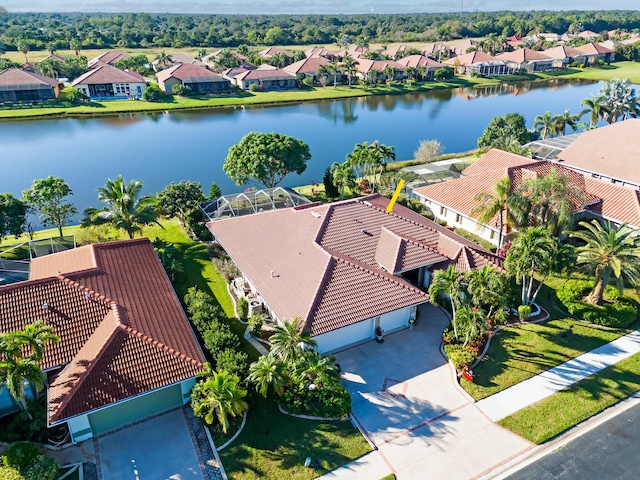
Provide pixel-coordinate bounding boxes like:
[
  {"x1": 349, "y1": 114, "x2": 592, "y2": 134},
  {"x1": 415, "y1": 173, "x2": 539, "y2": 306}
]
[{"x1": 556, "y1": 279, "x2": 638, "y2": 328}]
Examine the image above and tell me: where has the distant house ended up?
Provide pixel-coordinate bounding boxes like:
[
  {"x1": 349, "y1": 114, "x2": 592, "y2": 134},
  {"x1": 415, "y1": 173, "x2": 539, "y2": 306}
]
[
  {"x1": 207, "y1": 194, "x2": 503, "y2": 353},
  {"x1": 258, "y1": 47, "x2": 293, "y2": 60},
  {"x1": 495, "y1": 48, "x2": 554, "y2": 72},
  {"x1": 575, "y1": 42, "x2": 615, "y2": 63},
  {"x1": 0, "y1": 239, "x2": 205, "y2": 442},
  {"x1": 87, "y1": 50, "x2": 130, "y2": 69},
  {"x1": 444, "y1": 51, "x2": 511, "y2": 76},
  {"x1": 229, "y1": 65, "x2": 297, "y2": 90},
  {"x1": 345, "y1": 45, "x2": 369, "y2": 58},
  {"x1": 395, "y1": 55, "x2": 443, "y2": 78},
  {"x1": 40, "y1": 54, "x2": 66, "y2": 64},
  {"x1": 152, "y1": 53, "x2": 204, "y2": 72},
  {"x1": 382, "y1": 45, "x2": 414, "y2": 59},
  {"x1": 72, "y1": 64, "x2": 147, "y2": 100},
  {"x1": 283, "y1": 56, "x2": 331, "y2": 81},
  {"x1": 305, "y1": 47, "x2": 339, "y2": 61},
  {"x1": 531, "y1": 33, "x2": 560, "y2": 44},
  {"x1": 156, "y1": 63, "x2": 230, "y2": 94},
  {"x1": 506, "y1": 35, "x2": 524, "y2": 48},
  {"x1": 542, "y1": 45, "x2": 589, "y2": 68},
  {"x1": 202, "y1": 50, "x2": 247, "y2": 68},
  {"x1": 421, "y1": 43, "x2": 451, "y2": 59},
  {"x1": 0, "y1": 68, "x2": 59, "y2": 102},
  {"x1": 577, "y1": 30, "x2": 599, "y2": 40},
  {"x1": 354, "y1": 59, "x2": 405, "y2": 82},
  {"x1": 450, "y1": 39, "x2": 477, "y2": 57}
]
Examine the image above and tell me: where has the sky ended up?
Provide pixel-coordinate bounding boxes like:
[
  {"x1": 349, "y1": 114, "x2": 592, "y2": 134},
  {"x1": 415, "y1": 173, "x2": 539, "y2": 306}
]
[{"x1": 1, "y1": 0, "x2": 628, "y2": 15}]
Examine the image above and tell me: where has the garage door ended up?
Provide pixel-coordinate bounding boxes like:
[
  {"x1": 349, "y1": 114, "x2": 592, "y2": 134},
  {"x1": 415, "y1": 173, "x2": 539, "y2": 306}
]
[
  {"x1": 380, "y1": 307, "x2": 410, "y2": 332},
  {"x1": 88, "y1": 384, "x2": 183, "y2": 435},
  {"x1": 315, "y1": 319, "x2": 373, "y2": 353}
]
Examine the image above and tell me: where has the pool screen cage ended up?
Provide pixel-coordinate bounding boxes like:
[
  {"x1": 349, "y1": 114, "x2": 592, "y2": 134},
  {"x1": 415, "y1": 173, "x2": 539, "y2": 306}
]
[{"x1": 200, "y1": 186, "x2": 312, "y2": 221}]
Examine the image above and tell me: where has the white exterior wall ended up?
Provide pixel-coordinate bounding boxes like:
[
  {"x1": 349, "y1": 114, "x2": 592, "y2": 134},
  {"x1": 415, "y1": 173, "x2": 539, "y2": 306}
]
[
  {"x1": 416, "y1": 196, "x2": 500, "y2": 246},
  {"x1": 67, "y1": 414, "x2": 92, "y2": 443},
  {"x1": 75, "y1": 81, "x2": 147, "y2": 99},
  {"x1": 379, "y1": 306, "x2": 411, "y2": 332}
]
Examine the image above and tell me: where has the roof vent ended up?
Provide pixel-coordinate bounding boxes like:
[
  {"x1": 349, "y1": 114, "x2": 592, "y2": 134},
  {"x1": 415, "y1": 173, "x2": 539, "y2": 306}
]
[
  {"x1": 361, "y1": 229, "x2": 373, "y2": 236},
  {"x1": 43, "y1": 302, "x2": 49, "y2": 310},
  {"x1": 311, "y1": 211, "x2": 321, "y2": 218},
  {"x1": 85, "y1": 292, "x2": 92, "y2": 300}
]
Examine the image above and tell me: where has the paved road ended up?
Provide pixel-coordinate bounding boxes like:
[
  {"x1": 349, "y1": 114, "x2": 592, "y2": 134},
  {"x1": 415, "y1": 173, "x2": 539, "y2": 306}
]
[{"x1": 508, "y1": 401, "x2": 640, "y2": 480}]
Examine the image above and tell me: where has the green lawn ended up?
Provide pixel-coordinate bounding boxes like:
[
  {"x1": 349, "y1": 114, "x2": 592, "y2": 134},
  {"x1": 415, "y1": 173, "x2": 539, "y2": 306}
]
[
  {"x1": 219, "y1": 393, "x2": 370, "y2": 480},
  {"x1": 499, "y1": 351, "x2": 640, "y2": 444},
  {"x1": 462, "y1": 279, "x2": 640, "y2": 401}
]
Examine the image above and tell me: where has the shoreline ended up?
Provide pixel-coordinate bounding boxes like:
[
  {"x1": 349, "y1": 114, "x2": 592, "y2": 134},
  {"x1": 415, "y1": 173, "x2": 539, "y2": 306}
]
[{"x1": 1, "y1": 64, "x2": 634, "y2": 122}]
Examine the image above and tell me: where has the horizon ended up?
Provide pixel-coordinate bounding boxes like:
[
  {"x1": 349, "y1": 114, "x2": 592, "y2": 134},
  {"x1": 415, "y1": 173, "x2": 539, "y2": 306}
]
[{"x1": 0, "y1": 0, "x2": 623, "y2": 15}]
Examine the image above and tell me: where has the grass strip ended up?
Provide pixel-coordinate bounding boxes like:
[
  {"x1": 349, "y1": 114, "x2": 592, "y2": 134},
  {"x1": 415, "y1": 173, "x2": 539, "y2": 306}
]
[{"x1": 498, "y1": 351, "x2": 640, "y2": 444}]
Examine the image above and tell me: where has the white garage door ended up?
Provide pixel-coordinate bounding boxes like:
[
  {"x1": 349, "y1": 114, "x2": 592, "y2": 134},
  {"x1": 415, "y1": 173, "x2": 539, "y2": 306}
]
[
  {"x1": 380, "y1": 307, "x2": 410, "y2": 332},
  {"x1": 314, "y1": 318, "x2": 373, "y2": 354}
]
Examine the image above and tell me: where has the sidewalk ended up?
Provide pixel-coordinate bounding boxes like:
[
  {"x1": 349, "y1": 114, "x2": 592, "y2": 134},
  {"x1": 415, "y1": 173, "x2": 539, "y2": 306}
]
[
  {"x1": 316, "y1": 451, "x2": 391, "y2": 480},
  {"x1": 477, "y1": 328, "x2": 640, "y2": 421}
]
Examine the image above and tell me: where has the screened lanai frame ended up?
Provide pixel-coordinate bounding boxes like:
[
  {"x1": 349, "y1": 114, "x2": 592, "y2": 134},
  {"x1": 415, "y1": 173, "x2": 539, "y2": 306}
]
[
  {"x1": 200, "y1": 186, "x2": 311, "y2": 221},
  {"x1": 526, "y1": 132, "x2": 582, "y2": 161}
]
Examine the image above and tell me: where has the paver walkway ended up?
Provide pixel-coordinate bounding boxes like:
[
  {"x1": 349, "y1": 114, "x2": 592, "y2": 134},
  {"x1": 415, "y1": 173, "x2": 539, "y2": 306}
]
[{"x1": 477, "y1": 329, "x2": 640, "y2": 422}]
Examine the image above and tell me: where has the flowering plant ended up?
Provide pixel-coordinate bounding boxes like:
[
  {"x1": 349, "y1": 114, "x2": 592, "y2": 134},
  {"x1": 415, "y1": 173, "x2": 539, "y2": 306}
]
[{"x1": 375, "y1": 326, "x2": 384, "y2": 337}]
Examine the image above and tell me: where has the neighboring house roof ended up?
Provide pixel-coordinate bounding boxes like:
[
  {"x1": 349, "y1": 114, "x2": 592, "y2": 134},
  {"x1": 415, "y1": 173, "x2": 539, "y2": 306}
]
[
  {"x1": 578, "y1": 30, "x2": 599, "y2": 38},
  {"x1": 305, "y1": 47, "x2": 337, "y2": 59},
  {"x1": 0, "y1": 68, "x2": 58, "y2": 88},
  {"x1": 575, "y1": 42, "x2": 614, "y2": 55},
  {"x1": 444, "y1": 51, "x2": 496, "y2": 67},
  {"x1": 396, "y1": 55, "x2": 443, "y2": 68},
  {"x1": 554, "y1": 120, "x2": 640, "y2": 186},
  {"x1": 72, "y1": 64, "x2": 146, "y2": 86},
  {"x1": 451, "y1": 39, "x2": 477, "y2": 55},
  {"x1": 599, "y1": 40, "x2": 621, "y2": 50},
  {"x1": 202, "y1": 50, "x2": 247, "y2": 64},
  {"x1": 382, "y1": 45, "x2": 411, "y2": 58},
  {"x1": 543, "y1": 45, "x2": 586, "y2": 60},
  {"x1": 40, "y1": 54, "x2": 66, "y2": 63},
  {"x1": 235, "y1": 67, "x2": 296, "y2": 81},
  {"x1": 283, "y1": 56, "x2": 330, "y2": 75},
  {"x1": 88, "y1": 50, "x2": 130, "y2": 68},
  {"x1": 355, "y1": 59, "x2": 405, "y2": 74},
  {"x1": 495, "y1": 48, "x2": 552, "y2": 63},
  {"x1": 258, "y1": 47, "x2": 293, "y2": 58},
  {"x1": 414, "y1": 148, "x2": 640, "y2": 231},
  {"x1": 208, "y1": 195, "x2": 502, "y2": 337},
  {"x1": 0, "y1": 239, "x2": 205, "y2": 424},
  {"x1": 157, "y1": 63, "x2": 227, "y2": 84},
  {"x1": 152, "y1": 53, "x2": 203, "y2": 67},
  {"x1": 421, "y1": 43, "x2": 449, "y2": 55},
  {"x1": 346, "y1": 45, "x2": 369, "y2": 55}
]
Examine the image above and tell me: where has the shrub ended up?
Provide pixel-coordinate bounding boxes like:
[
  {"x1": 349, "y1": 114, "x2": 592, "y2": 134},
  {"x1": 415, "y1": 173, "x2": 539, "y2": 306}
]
[
  {"x1": 214, "y1": 348, "x2": 249, "y2": 379},
  {"x1": 518, "y1": 305, "x2": 532, "y2": 321},
  {"x1": 0, "y1": 467, "x2": 23, "y2": 480},
  {"x1": 237, "y1": 296, "x2": 249, "y2": 320},
  {"x1": 323, "y1": 167, "x2": 339, "y2": 199},
  {"x1": 249, "y1": 83, "x2": 259, "y2": 92},
  {"x1": 248, "y1": 314, "x2": 263, "y2": 337},
  {"x1": 23, "y1": 456, "x2": 59, "y2": 480},
  {"x1": 202, "y1": 323, "x2": 240, "y2": 354},
  {"x1": 184, "y1": 287, "x2": 218, "y2": 317},
  {"x1": 453, "y1": 228, "x2": 497, "y2": 252},
  {"x1": 281, "y1": 382, "x2": 351, "y2": 418},
  {"x1": 444, "y1": 344, "x2": 477, "y2": 370},
  {"x1": 190, "y1": 306, "x2": 224, "y2": 332},
  {"x1": 173, "y1": 84, "x2": 192, "y2": 97},
  {"x1": 436, "y1": 219, "x2": 448, "y2": 226},
  {"x1": 143, "y1": 83, "x2": 163, "y2": 102},
  {"x1": 1, "y1": 442, "x2": 39, "y2": 471},
  {"x1": 64, "y1": 88, "x2": 88, "y2": 104},
  {"x1": 302, "y1": 76, "x2": 314, "y2": 86},
  {"x1": 434, "y1": 66, "x2": 454, "y2": 80}
]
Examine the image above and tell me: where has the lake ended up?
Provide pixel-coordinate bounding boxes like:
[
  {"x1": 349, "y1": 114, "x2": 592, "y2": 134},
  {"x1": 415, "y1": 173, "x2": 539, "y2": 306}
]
[{"x1": 0, "y1": 79, "x2": 606, "y2": 221}]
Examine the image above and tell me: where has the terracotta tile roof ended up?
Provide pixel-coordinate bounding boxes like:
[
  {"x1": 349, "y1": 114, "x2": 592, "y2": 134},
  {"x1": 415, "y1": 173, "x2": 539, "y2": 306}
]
[
  {"x1": 258, "y1": 47, "x2": 293, "y2": 58},
  {"x1": 355, "y1": 59, "x2": 406, "y2": 74},
  {"x1": 396, "y1": 55, "x2": 443, "y2": 68},
  {"x1": 583, "y1": 177, "x2": 640, "y2": 227},
  {"x1": 0, "y1": 68, "x2": 58, "y2": 88},
  {"x1": 555, "y1": 120, "x2": 640, "y2": 185},
  {"x1": 40, "y1": 54, "x2": 66, "y2": 63},
  {"x1": 451, "y1": 39, "x2": 477, "y2": 55},
  {"x1": 421, "y1": 43, "x2": 449, "y2": 55},
  {"x1": 444, "y1": 51, "x2": 497, "y2": 67},
  {"x1": 157, "y1": 63, "x2": 225, "y2": 83},
  {"x1": 576, "y1": 42, "x2": 614, "y2": 55},
  {"x1": 72, "y1": 64, "x2": 146, "y2": 86},
  {"x1": 305, "y1": 47, "x2": 337, "y2": 59},
  {"x1": 543, "y1": 45, "x2": 587, "y2": 59},
  {"x1": 461, "y1": 149, "x2": 539, "y2": 176},
  {"x1": 496, "y1": 48, "x2": 552, "y2": 62},
  {"x1": 1, "y1": 239, "x2": 205, "y2": 424},
  {"x1": 88, "y1": 50, "x2": 129, "y2": 68},
  {"x1": 235, "y1": 67, "x2": 296, "y2": 81},
  {"x1": 382, "y1": 45, "x2": 411, "y2": 57},
  {"x1": 208, "y1": 195, "x2": 501, "y2": 337},
  {"x1": 284, "y1": 56, "x2": 330, "y2": 75}
]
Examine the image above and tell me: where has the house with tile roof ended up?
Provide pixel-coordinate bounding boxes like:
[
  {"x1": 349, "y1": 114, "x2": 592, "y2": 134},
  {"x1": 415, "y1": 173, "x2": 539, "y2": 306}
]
[
  {"x1": 575, "y1": 42, "x2": 615, "y2": 63},
  {"x1": 283, "y1": 56, "x2": 331, "y2": 80},
  {"x1": 87, "y1": 50, "x2": 130, "y2": 69},
  {"x1": 495, "y1": 48, "x2": 554, "y2": 72},
  {"x1": 152, "y1": 53, "x2": 205, "y2": 72},
  {"x1": 156, "y1": 63, "x2": 230, "y2": 94},
  {"x1": 354, "y1": 59, "x2": 406, "y2": 82},
  {"x1": 229, "y1": 65, "x2": 297, "y2": 90},
  {"x1": 450, "y1": 39, "x2": 477, "y2": 57},
  {"x1": 305, "y1": 47, "x2": 339, "y2": 62},
  {"x1": 0, "y1": 239, "x2": 205, "y2": 442},
  {"x1": 412, "y1": 149, "x2": 640, "y2": 246},
  {"x1": 207, "y1": 194, "x2": 503, "y2": 353},
  {"x1": 395, "y1": 55, "x2": 443, "y2": 78},
  {"x1": 542, "y1": 45, "x2": 589, "y2": 68},
  {"x1": 0, "y1": 68, "x2": 59, "y2": 102},
  {"x1": 258, "y1": 47, "x2": 294, "y2": 60},
  {"x1": 72, "y1": 64, "x2": 147, "y2": 100},
  {"x1": 444, "y1": 51, "x2": 512, "y2": 76}
]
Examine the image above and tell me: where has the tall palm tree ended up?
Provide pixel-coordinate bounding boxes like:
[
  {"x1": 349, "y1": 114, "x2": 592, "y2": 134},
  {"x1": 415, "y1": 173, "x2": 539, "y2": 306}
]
[
  {"x1": 248, "y1": 355, "x2": 286, "y2": 397},
  {"x1": 520, "y1": 168, "x2": 585, "y2": 235},
  {"x1": 568, "y1": 220, "x2": 640, "y2": 305},
  {"x1": 316, "y1": 64, "x2": 331, "y2": 87},
  {"x1": 336, "y1": 34, "x2": 351, "y2": 56},
  {"x1": 429, "y1": 265, "x2": 465, "y2": 342},
  {"x1": 404, "y1": 66, "x2": 417, "y2": 81},
  {"x1": 533, "y1": 111, "x2": 556, "y2": 139},
  {"x1": 383, "y1": 65, "x2": 396, "y2": 83},
  {"x1": 341, "y1": 55, "x2": 359, "y2": 87},
  {"x1": 269, "y1": 318, "x2": 317, "y2": 362},
  {"x1": 154, "y1": 50, "x2": 174, "y2": 70},
  {"x1": 492, "y1": 135, "x2": 532, "y2": 157},
  {"x1": 0, "y1": 356, "x2": 44, "y2": 418},
  {"x1": 466, "y1": 265, "x2": 508, "y2": 320},
  {"x1": 82, "y1": 175, "x2": 159, "y2": 239},
  {"x1": 346, "y1": 142, "x2": 370, "y2": 179},
  {"x1": 69, "y1": 39, "x2": 81, "y2": 56},
  {"x1": 367, "y1": 68, "x2": 380, "y2": 85},
  {"x1": 330, "y1": 161, "x2": 356, "y2": 199},
  {"x1": 191, "y1": 370, "x2": 248, "y2": 433},
  {"x1": 581, "y1": 94, "x2": 607, "y2": 128},
  {"x1": 552, "y1": 109, "x2": 582, "y2": 136},
  {"x1": 13, "y1": 320, "x2": 59, "y2": 362},
  {"x1": 471, "y1": 177, "x2": 525, "y2": 248},
  {"x1": 371, "y1": 142, "x2": 395, "y2": 193}
]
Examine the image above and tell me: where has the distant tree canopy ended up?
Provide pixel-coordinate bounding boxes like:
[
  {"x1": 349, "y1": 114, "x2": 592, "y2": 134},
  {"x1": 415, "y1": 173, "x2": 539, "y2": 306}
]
[{"x1": 1, "y1": 11, "x2": 640, "y2": 51}]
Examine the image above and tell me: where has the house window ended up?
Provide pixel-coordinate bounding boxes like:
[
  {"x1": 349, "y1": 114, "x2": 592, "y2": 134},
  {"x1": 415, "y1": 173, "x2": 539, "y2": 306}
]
[
  {"x1": 439, "y1": 206, "x2": 445, "y2": 215},
  {"x1": 455, "y1": 214, "x2": 462, "y2": 223},
  {"x1": 489, "y1": 230, "x2": 495, "y2": 239}
]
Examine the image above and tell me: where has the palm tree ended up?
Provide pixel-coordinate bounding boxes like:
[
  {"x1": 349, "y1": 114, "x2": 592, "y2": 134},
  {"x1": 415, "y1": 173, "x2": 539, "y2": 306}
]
[
  {"x1": 429, "y1": 265, "x2": 465, "y2": 342},
  {"x1": 599, "y1": 78, "x2": 636, "y2": 124},
  {"x1": 581, "y1": 94, "x2": 607, "y2": 128},
  {"x1": 552, "y1": 109, "x2": 582, "y2": 136},
  {"x1": 0, "y1": 356, "x2": 44, "y2": 419},
  {"x1": 329, "y1": 61, "x2": 341, "y2": 88},
  {"x1": 316, "y1": 64, "x2": 331, "y2": 87},
  {"x1": 347, "y1": 142, "x2": 370, "y2": 179},
  {"x1": 82, "y1": 175, "x2": 159, "y2": 239},
  {"x1": 336, "y1": 34, "x2": 351, "y2": 56},
  {"x1": 466, "y1": 265, "x2": 508, "y2": 320},
  {"x1": 330, "y1": 161, "x2": 356, "y2": 199},
  {"x1": 69, "y1": 39, "x2": 81, "y2": 56},
  {"x1": 270, "y1": 52, "x2": 287, "y2": 69},
  {"x1": 568, "y1": 220, "x2": 640, "y2": 305},
  {"x1": 383, "y1": 65, "x2": 396, "y2": 83},
  {"x1": 492, "y1": 135, "x2": 532, "y2": 157},
  {"x1": 371, "y1": 142, "x2": 395, "y2": 193},
  {"x1": 471, "y1": 177, "x2": 525, "y2": 248},
  {"x1": 367, "y1": 68, "x2": 380, "y2": 85},
  {"x1": 269, "y1": 318, "x2": 317, "y2": 362},
  {"x1": 191, "y1": 371, "x2": 248, "y2": 433},
  {"x1": 341, "y1": 55, "x2": 359, "y2": 87},
  {"x1": 405, "y1": 66, "x2": 417, "y2": 81},
  {"x1": 533, "y1": 111, "x2": 556, "y2": 139},
  {"x1": 154, "y1": 50, "x2": 173, "y2": 70},
  {"x1": 248, "y1": 355, "x2": 286, "y2": 397},
  {"x1": 520, "y1": 168, "x2": 585, "y2": 235},
  {"x1": 504, "y1": 227, "x2": 562, "y2": 306},
  {"x1": 295, "y1": 354, "x2": 340, "y2": 387},
  {"x1": 13, "y1": 320, "x2": 59, "y2": 362},
  {"x1": 16, "y1": 42, "x2": 29, "y2": 63}
]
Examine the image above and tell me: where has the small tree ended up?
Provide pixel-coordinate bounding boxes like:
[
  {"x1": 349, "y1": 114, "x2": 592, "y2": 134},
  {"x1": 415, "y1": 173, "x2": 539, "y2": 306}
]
[
  {"x1": 323, "y1": 167, "x2": 340, "y2": 199},
  {"x1": 143, "y1": 83, "x2": 163, "y2": 102},
  {"x1": 429, "y1": 265, "x2": 466, "y2": 342},
  {"x1": 0, "y1": 193, "x2": 28, "y2": 241},
  {"x1": 191, "y1": 371, "x2": 248, "y2": 433},
  {"x1": 413, "y1": 139, "x2": 443, "y2": 163},
  {"x1": 478, "y1": 113, "x2": 537, "y2": 150},
  {"x1": 209, "y1": 182, "x2": 222, "y2": 199},
  {"x1": 22, "y1": 176, "x2": 77, "y2": 237},
  {"x1": 224, "y1": 132, "x2": 311, "y2": 188},
  {"x1": 157, "y1": 181, "x2": 205, "y2": 228},
  {"x1": 434, "y1": 66, "x2": 454, "y2": 80}
]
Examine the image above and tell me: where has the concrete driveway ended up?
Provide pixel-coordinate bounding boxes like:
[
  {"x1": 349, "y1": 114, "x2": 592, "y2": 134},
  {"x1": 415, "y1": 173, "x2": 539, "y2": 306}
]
[
  {"x1": 334, "y1": 304, "x2": 533, "y2": 479},
  {"x1": 97, "y1": 408, "x2": 205, "y2": 480}
]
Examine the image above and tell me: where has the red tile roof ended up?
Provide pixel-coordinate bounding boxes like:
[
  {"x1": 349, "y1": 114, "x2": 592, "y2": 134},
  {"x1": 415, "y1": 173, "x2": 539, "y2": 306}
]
[
  {"x1": 0, "y1": 68, "x2": 58, "y2": 88},
  {"x1": 72, "y1": 64, "x2": 146, "y2": 86},
  {"x1": 496, "y1": 48, "x2": 553, "y2": 63},
  {"x1": 576, "y1": 42, "x2": 615, "y2": 55},
  {"x1": 258, "y1": 47, "x2": 293, "y2": 58},
  {"x1": 444, "y1": 51, "x2": 497, "y2": 67},
  {"x1": 355, "y1": 59, "x2": 406, "y2": 74},
  {"x1": 543, "y1": 45, "x2": 587, "y2": 59},
  {"x1": 0, "y1": 239, "x2": 205, "y2": 424},
  {"x1": 156, "y1": 63, "x2": 224, "y2": 82},
  {"x1": 208, "y1": 195, "x2": 501, "y2": 336},
  {"x1": 236, "y1": 67, "x2": 296, "y2": 81},
  {"x1": 396, "y1": 55, "x2": 443, "y2": 68},
  {"x1": 88, "y1": 50, "x2": 130, "y2": 68},
  {"x1": 284, "y1": 56, "x2": 331, "y2": 75}
]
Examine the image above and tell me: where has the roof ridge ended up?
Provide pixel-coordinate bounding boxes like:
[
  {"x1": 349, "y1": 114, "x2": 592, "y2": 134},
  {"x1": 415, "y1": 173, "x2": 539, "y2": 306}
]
[
  {"x1": 302, "y1": 255, "x2": 338, "y2": 334},
  {"x1": 56, "y1": 273, "x2": 113, "y2": 307}
]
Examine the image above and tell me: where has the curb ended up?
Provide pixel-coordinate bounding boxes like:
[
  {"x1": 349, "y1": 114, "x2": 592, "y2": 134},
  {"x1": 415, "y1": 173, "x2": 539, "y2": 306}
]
[
  {"x1": 215, "y1": 410, "x2": 248, "y2": 453},
  {"x1": 276, "y1": 403, "x2": 349, "y2": 422}
]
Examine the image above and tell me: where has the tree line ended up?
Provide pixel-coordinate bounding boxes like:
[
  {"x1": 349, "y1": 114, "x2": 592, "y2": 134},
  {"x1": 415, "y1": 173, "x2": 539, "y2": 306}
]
[{"x1": 1, "y1": 10, "x2": 640, "y2": 51}]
